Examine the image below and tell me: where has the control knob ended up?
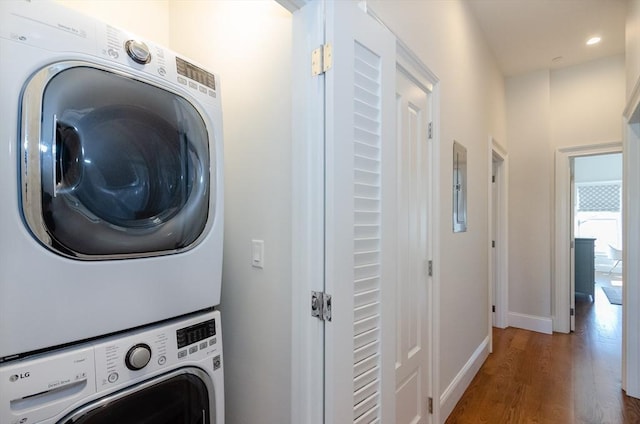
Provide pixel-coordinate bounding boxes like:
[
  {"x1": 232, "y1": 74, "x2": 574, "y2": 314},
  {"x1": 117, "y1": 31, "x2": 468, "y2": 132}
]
[
  {"x1": 124, "y1": 39, "x2": 152, "y2": 64},
  {"x1": 125, "y1": 344, "x2": 152, "y2": 370}
]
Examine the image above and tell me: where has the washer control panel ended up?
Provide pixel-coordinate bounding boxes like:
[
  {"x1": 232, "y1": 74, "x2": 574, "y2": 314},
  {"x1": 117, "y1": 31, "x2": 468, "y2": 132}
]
[
  {"x1": 94, "y1": 311, "x2": 220, "y2": 391},
  {"x1": 0, "y1": 311, "x2": 221, "y2": 424}
]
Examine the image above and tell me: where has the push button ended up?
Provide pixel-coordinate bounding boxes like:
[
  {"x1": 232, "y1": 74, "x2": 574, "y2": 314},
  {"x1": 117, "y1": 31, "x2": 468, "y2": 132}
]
[{"x1": 108, "y1": 372, "x2": 119, "y2": 383}]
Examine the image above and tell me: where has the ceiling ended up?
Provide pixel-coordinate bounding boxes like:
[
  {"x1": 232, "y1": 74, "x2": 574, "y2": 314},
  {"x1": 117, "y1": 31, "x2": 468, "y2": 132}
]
[{"x1": 466, "y1": 0, "x2": 628, "y2": 77}]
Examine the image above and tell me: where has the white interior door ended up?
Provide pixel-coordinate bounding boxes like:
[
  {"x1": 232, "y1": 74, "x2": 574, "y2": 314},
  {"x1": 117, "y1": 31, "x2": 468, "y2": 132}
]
[
  {"x1": 489, "y1": 144, "x2": 509, "y2": 330},
  {"x1": 394, "y1": 67, "x2": 431, "y2": 424},
  {"x1": 570, "y1": 159, "x2": 576, "y2": 332},
  {"x1": 491, "y1": 160, "x2": 498, "y2": 327},
  {"x1": 323, "y1": 1, "x2": 396, "y2": 423}
]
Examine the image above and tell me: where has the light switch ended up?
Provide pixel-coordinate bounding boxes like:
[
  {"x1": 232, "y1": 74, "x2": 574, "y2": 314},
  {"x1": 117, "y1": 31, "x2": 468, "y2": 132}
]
[{"x1": 251, "y1": 239, "x2": 264, "y2": 268}]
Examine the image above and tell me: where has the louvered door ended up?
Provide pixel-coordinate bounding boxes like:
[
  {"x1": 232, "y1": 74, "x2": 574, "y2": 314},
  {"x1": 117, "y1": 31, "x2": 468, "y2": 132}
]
[{"x1": 324, "y1": 1, "x2": 396, "y2": 423}]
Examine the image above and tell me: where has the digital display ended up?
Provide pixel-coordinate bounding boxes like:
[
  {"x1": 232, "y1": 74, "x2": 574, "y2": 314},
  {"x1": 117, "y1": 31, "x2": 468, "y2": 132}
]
[
  {"x1": 176, "y1": 57, "x2": 216, "y2": 90},
  {"x1": 176, "y1": 319, "x2": 216, "y2": 349}
]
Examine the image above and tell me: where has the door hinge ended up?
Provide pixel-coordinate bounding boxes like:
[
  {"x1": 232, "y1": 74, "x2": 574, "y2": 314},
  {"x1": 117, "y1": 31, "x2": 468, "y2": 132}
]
[
  {"x1": 311, "y1": 43, "x2": 333, "y2": 76},
  {"x1": 570, "y1": 308, "x2": 575, "y2": 316},
  {"x1": 428, "y1": 397, "x2": 433, "y2": 414},
  {"x1": 428, "y1": 122, "x2": 433, "y2": 139},
  {"x1": 427, "y1": 260, "x2": 433, "y2": 277},
  {"x1": 492, "y1": 305, "x2": 496, "y2": 313},
  {"x1": 492, "y1": 175, "x2": 496, "y2": 183},
  {"x1": 570, "y1": 240, "x2": 575, "y2": 249},
  {"x1": 492, "y1": 240, "x2": 495, "y2": 248},
  {"x1": 311, "y1": 291, "x2": 332, "y2": 321}
]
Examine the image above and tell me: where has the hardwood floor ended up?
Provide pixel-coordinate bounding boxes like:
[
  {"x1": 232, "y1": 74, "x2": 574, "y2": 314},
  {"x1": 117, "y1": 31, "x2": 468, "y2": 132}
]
[{"x1": 445, "y1": 283, "x2": 640, "y2": 423}]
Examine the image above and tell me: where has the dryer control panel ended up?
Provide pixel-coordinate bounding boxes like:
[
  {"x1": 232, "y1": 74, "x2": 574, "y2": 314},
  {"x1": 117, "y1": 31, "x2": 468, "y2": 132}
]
[{"x1": 0, "y1": 0, "x2": 219, "y2": 108}]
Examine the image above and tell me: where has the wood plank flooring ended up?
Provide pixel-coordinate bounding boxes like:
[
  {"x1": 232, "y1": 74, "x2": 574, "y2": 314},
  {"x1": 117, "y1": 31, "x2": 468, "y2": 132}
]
[{"x1": 445, "y1": 285, "x2": 640, "y2": 423}]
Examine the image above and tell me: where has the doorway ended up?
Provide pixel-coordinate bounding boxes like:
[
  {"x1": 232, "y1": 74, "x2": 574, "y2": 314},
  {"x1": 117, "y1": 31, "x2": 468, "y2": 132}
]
[
  {"x1": 622, "y1": 84, "x2": 640, "y2": 397},
  {"x1": 554, "y1": 142, "x2": 622, "y2": 334},
  {"x1": 489, "y1": 140, "x2": 508, "y2": 331},
  {"x1": 571, "y1": 153, "x2": 623, "y2": 332},
  {"x1": 394, "y1": 57, "x2": 433, "y2": 424}
]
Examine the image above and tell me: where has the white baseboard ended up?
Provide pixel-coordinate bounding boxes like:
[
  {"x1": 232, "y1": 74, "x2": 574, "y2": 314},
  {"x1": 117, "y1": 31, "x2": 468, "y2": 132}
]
[
  {"x1": 439, "y1": 336, "x2": 490, "y2": 423},
  {"x1": 508, "y1": 312, "x2": 553, "y2": 334}
]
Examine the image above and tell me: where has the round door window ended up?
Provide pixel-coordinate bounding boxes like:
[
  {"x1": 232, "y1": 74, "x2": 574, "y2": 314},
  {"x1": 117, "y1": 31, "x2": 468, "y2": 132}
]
[
  {"x1": 58, "y1": 370, "x2": 214, "y2": 423},
  {"x1": 58, "y1": 105, "x2": 193, "y2": 228},
  {"x1": 22, "y1": 65, "x2": 213, "y2": 259}
]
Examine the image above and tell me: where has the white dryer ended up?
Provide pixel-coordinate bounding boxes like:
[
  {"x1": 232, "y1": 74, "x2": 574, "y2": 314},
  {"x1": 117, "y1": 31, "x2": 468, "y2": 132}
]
[
  {"x1": 0, "y1": 310, "x2": 224, "y2": 424},
  {"x1": 0, "y1": 1, "x2": 224, "y2": 360}
]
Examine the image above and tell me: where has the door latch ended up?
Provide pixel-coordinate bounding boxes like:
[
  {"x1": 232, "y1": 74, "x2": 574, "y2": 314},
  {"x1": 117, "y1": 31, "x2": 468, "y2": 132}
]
[{"x1": 311, "y1": 291, "x2": 332, "y2": 321}]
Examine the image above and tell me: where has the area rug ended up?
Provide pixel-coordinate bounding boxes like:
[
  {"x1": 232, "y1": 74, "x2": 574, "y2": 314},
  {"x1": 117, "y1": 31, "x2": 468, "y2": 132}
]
[{"x1": 602, "y1": 286, "x2": 622, "y2": 305}]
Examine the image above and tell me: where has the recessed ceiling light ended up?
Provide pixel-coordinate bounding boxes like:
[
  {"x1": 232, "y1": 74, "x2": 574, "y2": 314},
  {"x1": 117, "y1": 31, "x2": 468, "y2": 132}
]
[{"x1": 586, "y1": 36, "x2": 601, "y2": 46}]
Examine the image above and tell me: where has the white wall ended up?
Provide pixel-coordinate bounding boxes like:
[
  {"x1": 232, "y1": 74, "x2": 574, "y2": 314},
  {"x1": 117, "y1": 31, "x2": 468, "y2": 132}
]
[
  {"x1": 627, "y1": 0, "x2": 640, "y2": 99},
  {"x1": 167, "y1": 2, "x2": 293, "y2": 424},
  {"x1": 365, "y1": 0, "x2": 506, "y2": 417},
  {"x1": 55, "y1": 0, "x2": 170, "y2": 45},
  {"x1": 551, "y1": 56, "x2": 627, "y2": 146},
  {"x1": 506, "y1": 70, "x2": 552, "y2": 319},
  {"x1": 506, "y1": 56, "x2": 625, "y2": 325}
]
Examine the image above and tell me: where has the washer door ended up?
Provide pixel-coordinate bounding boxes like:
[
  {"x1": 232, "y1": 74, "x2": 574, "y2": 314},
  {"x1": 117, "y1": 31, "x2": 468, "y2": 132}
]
[
  {"x1": 21, "y1": 64, "x2": 212, "y2": 259},
  {"x1": 59, "y1": 368, "x2": 215, "y2": 424}
]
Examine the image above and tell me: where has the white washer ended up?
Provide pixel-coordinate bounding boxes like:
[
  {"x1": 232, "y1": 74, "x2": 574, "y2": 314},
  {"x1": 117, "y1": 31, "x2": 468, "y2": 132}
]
[
  {"x1": 0, "y1": 1, "x2": 224, "y2": 360},
  {"x1": 0, "y1": 310, "x2": 224, "y2": 424}
]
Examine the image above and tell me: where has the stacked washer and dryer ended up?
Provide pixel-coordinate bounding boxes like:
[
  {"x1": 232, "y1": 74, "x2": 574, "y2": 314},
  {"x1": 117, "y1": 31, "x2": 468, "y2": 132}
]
[{"x1": 0, "y1": 1, "x2": 225, "y2": 423}]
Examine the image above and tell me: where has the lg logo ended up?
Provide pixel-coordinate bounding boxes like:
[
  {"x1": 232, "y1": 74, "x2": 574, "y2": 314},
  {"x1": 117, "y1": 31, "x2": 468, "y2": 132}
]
[{"x1": 9, "y1": 372, "x2": 30, "y2": 382}]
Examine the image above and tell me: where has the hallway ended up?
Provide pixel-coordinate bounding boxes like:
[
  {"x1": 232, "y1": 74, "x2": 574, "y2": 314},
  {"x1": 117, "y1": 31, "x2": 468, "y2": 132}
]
[{"x1": 445, "y1": 286, "x2": 640, "y2": 423}]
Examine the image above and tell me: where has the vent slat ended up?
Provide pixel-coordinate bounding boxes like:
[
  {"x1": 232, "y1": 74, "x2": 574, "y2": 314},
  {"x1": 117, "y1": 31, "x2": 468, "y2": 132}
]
[{"x1": 351, "y1": 40, "x2": 383, "y2": 424}]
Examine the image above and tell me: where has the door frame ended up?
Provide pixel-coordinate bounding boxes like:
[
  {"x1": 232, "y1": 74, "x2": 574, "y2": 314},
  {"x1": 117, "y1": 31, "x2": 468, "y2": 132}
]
[
  {"x1": 394, "y1": 38, "x2": 440, "y2": 424},
  {"x1": 623, "y1": 77, "x2": 640, "y2": 398},
  {"x1": 554, "y1": 142, "x2": 622, "y2": 334},
  {"x1": 289, "y1": 1, "x2": 325, "y2": 423},
  {"x1": 488, "y1": 138, "x2": 508, "y2": 333}
]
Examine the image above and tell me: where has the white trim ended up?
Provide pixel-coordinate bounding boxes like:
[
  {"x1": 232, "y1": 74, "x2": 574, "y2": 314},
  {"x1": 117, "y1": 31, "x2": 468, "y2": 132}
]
[
  {"x1": 488, "y1": 138, "x2": 509, "y2": 331},
  {"x1": 439, "y1": 336, "x2": 490, "y2": 421},
  {"x1": 430, "y1": 82, "x2": 442, "y2": 424},
  {"x1": 553, "y1": 142, "x2": 623, "y2": 334},
  {"x1": 508, "y1": 312, "x2": 553, "y2": 334},
  {"x1": 624, "y1": 76, "x2": 640, "y2": 120},
  {"x1": 623, "y1": 77, "x2": 640, "y2": 398},
  {"x1": 492, "y1": 138, "x2": 508, "y2": 158},
  {"x1": 290, "y1": 2, "x2": 325, "y2": 423},
  {"x1": 275, "y1": 0, "x2": 308, "y2": 13},
  {"x1": 488, "y1": 143, "x2": 493, "y2": 351}
]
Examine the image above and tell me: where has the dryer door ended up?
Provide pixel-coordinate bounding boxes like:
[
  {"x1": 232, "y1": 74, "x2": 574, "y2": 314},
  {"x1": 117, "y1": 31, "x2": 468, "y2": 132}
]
[
  {"x1": 59, "y1": 368, "x2": 216, "y2": 424},
  {"x1": 21, "y1": 64, "x2": 213, "y2": 259}
]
